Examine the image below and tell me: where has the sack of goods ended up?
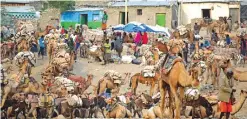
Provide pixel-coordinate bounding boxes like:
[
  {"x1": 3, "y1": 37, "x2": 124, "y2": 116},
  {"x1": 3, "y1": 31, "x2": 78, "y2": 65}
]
[
  {"x1": 185, "y1": 88, "x2": 200, "y2": 101},
  {"x1": 121, "y1": 55, "x2": 135, "y2": 64},
  {"x1": 89, "y1": 45, "x2": 98, "y2": 52},
  {"x1": 142, "y1": 66, "x2": 155, "y2": 78},
  {"x1": 177, "y1": 25, "x2": 187, "y2": 35},
  {"x1": 105, "y1": 70, "x2": 122, "y2": 81},
  {"x1": 54, "y1": 77, "x2": 75, "y2": 92},
  {"x1": 14, "y1": 51, "x2": 36, "y2": 65},
  {"x1": 67, "y1": 94, "x2": 83, "y2": 107},
  {"x1": 38, "y1": 94, "x2": 54, "y2": 107}
]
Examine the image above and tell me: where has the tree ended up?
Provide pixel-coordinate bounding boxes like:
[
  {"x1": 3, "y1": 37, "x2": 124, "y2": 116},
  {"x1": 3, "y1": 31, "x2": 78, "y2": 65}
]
[{"x1": 42, "y1": 0, "x2": 75, "y2": 13}]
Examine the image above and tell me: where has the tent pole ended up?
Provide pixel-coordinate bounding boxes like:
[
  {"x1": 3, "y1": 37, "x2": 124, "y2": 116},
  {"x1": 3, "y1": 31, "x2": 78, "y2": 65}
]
[{"x1": 125, "y1": 0, "x2": 128, "y2": 24}]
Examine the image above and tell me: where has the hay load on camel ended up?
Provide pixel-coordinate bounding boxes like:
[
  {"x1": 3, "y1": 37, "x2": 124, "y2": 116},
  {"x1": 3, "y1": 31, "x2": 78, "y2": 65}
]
[{"x1": 2, "y1": 4, "x2": 247, "y2": 119}]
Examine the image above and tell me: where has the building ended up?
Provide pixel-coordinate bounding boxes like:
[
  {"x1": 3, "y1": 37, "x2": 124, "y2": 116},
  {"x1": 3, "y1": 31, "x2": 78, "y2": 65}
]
[
  {"x1": 1, "y1": 0, "x2": 29, "y2": 6},
  {"x1": 3, "y1": 6, "x2": 37, "y2": 19},
  {"x1": 106, "y1": 1, "x2": 175, "y2": 29},
  {"x1": 178, "y1": 0, "x2": 241, "y2": 25},
  {"x1": 60, "y1": 8, "x2": 104, "y2": 29}
]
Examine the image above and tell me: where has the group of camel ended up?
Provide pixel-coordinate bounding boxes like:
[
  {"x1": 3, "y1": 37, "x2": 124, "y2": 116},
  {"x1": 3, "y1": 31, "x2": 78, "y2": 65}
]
[{"x1": 2, "y1": 18, "x2": 247, "y2": 118}]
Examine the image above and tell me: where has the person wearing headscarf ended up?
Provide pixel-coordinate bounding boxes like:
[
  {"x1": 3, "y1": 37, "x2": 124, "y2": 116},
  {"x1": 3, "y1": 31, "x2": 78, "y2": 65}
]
[
  {"x1": 240, "y1": 37, "x2": 247, "y2": 56},
  {"x1": 134, "y1": 31, "x2": 142, "y2": 46},
  {"x1": 142, "y1": 32, "x2": 148, "y2": 44},
  {"x1": 218, "y1": 68, "x2": 236, "y2": 119}
]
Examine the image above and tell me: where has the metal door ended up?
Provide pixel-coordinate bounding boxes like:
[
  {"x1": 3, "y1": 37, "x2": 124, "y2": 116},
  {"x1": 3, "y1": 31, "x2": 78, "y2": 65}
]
[{"x1": 229, "y1": 8, "x2": 239, "y2": 23}]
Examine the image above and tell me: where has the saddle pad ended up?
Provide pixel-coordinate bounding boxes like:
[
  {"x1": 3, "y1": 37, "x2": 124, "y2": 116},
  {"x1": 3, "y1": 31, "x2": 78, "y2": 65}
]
[{"x1": 163, "y1": 55, "x2": 182, "y2": 73}]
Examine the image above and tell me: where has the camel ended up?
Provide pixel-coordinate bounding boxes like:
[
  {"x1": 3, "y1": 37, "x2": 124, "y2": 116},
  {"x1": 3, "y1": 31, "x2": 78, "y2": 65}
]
[
  {"x1": 142, "y1": 105, "x2": 171, "y2": 119},
  {"x1": 18, "y1": 39, "x2": 30, "y2": 52},
  {"x1": 105, "y1": 98, "x2": 132, "y2": 118},
  {"x1": 96, "y1": 73, "x2": 131, "y2": 96},
  {"x1": 68, "y1": 74, "x2": 94, "y2": 94},
  {"x1": 1, "y1": 41, "x2": 15, "y2": 60},
  {"x1": 205, "y1": 55, "x2": 221, "y2": 88},
  {"x1": 199, "y1": 19, "x2": 220, "y2": 34},
  {"x1": 154, "y1": 41, "x2": 169, "y2": 53},
  {"x1": 219, "y1": 59, "x2": 247, "y2": 82},
  {"x1": 88, "y1": 45, "x2": 103, "y2": 63},
  {"x1": 193, "y1": 90, "x2": 247, "y2": 118},
  {"x1": 16, "y1": 80, "x2": 48, "y2": 94},
  {"x1": 159, "y1": 59, "x2": 200, "y2": 119},
  {"x1": 130, "y1": 71, "x2": 160, "y2": 96}
]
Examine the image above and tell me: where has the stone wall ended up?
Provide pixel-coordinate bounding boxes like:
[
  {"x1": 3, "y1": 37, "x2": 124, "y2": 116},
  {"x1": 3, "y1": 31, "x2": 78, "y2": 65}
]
[
  {"x1": 38, "y1": 8, "x2": 60, "y2": 31},
  {"x1": 106, "y1": 6, "x2": 172, "y2": 28}
]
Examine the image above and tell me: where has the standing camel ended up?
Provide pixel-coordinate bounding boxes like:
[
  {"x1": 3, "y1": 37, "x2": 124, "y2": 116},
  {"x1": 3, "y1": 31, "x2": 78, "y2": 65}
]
[
  {"x1": 129, "y1": 71, "x2": 160, "y2": 96},
  {"x1": 159, "y1": 58, "x2": 200, "y2": 119},
  {"x1": 219, "y1": 59, "x2": 247, "y2": 82}
]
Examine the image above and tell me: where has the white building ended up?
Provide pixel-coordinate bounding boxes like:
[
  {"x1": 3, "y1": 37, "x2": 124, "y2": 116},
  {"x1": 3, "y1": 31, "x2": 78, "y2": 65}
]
[{"x1": 178, "y1": 0, "x2": 241, "y2": 25}]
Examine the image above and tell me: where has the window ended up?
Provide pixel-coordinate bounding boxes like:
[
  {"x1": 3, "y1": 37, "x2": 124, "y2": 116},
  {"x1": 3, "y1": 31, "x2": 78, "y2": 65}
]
[
  {"x1": 93, "y1": 14, "x2": 99, "y2": 21},
  {"x1": 202, "y1": 9, "x2": 211, "y2": 18},
  {"x1": 137, "y1": 9, "x2": 142, "y2": 15}
]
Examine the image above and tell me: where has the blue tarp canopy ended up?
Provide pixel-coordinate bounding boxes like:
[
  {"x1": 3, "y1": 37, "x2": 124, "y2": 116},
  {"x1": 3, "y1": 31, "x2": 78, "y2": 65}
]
[{"x1": 112, "y1": 22, "x2": 167, "y2": 33}]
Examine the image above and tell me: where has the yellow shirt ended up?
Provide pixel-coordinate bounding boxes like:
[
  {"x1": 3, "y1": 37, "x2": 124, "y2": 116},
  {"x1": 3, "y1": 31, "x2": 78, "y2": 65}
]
[{"x1": 104, "y1": 43, "x2": 111, "y2": 53}]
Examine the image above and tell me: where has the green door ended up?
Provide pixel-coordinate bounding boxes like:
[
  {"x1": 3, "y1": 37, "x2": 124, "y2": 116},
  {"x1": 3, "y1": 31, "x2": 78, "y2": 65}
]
[
  {"x1": 80, "y1": 14, "x2": 87, "y2": 25},
  {"x1": 156, "y1": 13, "x2": 166, "y2": 27}
]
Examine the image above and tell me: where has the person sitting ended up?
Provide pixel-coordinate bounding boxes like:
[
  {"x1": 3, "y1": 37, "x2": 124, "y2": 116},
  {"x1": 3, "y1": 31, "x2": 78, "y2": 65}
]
[{"x1": 225, "y1": 34, "x2": 231, "y2": 47}]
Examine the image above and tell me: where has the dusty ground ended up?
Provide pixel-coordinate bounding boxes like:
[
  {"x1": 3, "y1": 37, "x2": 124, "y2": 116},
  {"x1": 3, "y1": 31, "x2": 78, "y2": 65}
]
[
  {"x1": 20, "y1": 54, "x2": 246, "y2": 118},
  {"x1": 3, "y1": 28, "x2": 247, "y2": 118}
]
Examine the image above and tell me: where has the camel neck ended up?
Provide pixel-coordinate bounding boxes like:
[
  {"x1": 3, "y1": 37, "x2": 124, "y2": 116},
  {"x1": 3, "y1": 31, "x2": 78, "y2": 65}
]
[{"x1": 231, "y1": 93, "x2": 246, "y2": 115}]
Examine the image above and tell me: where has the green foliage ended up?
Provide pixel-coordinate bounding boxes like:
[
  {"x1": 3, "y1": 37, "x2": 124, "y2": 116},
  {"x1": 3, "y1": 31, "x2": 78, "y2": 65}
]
[
  {"x1": 43, "y1": 0, "x2": 75, "y2": 13},
  {"x1": 1, "y1": 7, "x2": 14, "y2": 27}
]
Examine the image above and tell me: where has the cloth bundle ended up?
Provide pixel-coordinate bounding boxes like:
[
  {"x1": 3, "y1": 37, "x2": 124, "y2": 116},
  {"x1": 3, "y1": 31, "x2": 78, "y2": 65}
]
[
  {"x1": 14, "y1": 51, "x2": 36, "y2": 66},
  {"x1": 142, "y1": 66, "x2": 155, "y2": 78},
  {"x1": 89, "y1": 45, "x2": 99, "y2": 52},
  {"x1": 67, "y1": 94, "x2": 83, "y2": 107},
  {"x1": 54, "y1": 76, "x2": 75, "y2": 92},
  {"x1": 121, "y1": 55, "x2": 135, "y2": 64},
  {"x1": 177, "y1": 25, "x2": 187, "y2": 35},
  {"x1": 104, "y1": 70, "x2": 122, "y2": 83},
  {"x1": 185, "y1": 88, "x2": 200, "y2": 101}
]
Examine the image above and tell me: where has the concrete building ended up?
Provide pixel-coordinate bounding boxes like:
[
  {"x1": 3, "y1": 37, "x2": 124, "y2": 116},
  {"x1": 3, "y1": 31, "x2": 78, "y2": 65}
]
[
  {"x1": 106, "y1": 1, "x2": 175, "y2": 29},
  {"x1": 61, "y1": 8, "x2": 104, "y2": 29},
  {"x1": 178, "y1": 0, "x2": 241, "y2": 25}
]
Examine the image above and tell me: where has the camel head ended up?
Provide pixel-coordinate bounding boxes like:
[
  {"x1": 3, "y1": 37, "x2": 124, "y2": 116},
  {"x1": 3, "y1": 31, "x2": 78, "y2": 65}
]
[
  {"x1": 188, "y1": 67, "x2": 200, "y2": 87},
  {"x1": 240, "y1": 90, "x2": 247, "y2": 98},
  {"x1": 219, "y1": 58, "x2": 232, "y2": 71},
  {"x1": 87, "y1": 74, "x2": 94, "y2": 80}
]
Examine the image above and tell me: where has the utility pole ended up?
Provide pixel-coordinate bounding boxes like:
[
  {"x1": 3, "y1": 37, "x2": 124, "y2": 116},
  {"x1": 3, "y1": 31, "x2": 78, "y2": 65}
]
[{"x1": 125, "y1": 0, "x2": 128, "y2": 24}]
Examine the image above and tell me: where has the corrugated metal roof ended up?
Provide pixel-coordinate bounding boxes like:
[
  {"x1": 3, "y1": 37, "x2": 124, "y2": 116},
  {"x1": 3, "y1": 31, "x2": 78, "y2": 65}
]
[
  {"x1": 1, "y1": 0, "x2": 30, "y2": 3},
  {"x1": 68, "y1": 8, "x2": 104, "y2": 12},
  {"x1": 179, "y1": 0, "x2": 241, "y2": 3},
  {"x1": 4, "y1": 6, "x2": 36, "y2": 12},
  {"x1": 111, "y1": 1, "x2": 170, "y2": 7}
]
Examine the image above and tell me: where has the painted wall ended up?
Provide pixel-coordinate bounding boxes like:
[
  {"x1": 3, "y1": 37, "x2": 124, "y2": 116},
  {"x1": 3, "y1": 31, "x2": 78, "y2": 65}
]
[
  {"x1": 180, "y1": 3, "x2": 240, "y2": 25},
  {"x1": 106, "y1": 6, "x2": 172, "y2": 29},
  {"x1": 61, "y1": 10, "x2": 103, "y2": 29}
]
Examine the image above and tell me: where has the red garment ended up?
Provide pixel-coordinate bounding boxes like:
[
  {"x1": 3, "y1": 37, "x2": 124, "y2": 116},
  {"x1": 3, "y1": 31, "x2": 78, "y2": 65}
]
[
  {"x1": 61, "y1": 28, "x2": 65, "y2": 34},
  {"x1": 142, "y1": 32, "x2": 148, "y2": 44},
  {"x1": 220, "y1": 100, "x2": 232, "y2": 112}
]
